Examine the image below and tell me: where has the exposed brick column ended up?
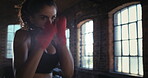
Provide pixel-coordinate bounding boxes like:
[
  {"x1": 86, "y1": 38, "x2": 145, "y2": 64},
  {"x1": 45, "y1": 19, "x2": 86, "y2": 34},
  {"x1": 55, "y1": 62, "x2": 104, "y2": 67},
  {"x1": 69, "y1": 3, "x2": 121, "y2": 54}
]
[
  {"x1": 93, "y1": 17, "x2": 101, "y2": 71},
  {"x1": 69, "y1": 24, "x2": 78, "y2": 67},
  {"x1": 94, "y1": 13, "x2": 109, "y2": 72}
]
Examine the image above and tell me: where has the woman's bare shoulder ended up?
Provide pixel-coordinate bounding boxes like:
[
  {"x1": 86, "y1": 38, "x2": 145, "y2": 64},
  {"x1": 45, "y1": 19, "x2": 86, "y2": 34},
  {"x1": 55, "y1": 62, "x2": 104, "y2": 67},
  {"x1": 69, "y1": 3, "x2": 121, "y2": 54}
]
[{"x1": 14, "y1": 28, "x2": 31, "y2": 44}]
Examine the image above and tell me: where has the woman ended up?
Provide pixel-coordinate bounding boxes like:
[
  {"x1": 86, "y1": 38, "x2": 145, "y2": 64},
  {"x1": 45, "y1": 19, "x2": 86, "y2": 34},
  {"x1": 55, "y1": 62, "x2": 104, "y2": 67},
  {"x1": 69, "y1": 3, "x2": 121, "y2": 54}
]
[{"x1": 13, "y1": 0, "x2": 74, "y2": 78}]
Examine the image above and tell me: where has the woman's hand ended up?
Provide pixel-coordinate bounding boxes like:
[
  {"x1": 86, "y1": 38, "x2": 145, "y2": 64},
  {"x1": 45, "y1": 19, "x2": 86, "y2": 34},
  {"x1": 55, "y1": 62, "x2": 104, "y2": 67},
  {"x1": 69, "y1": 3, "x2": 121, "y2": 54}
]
[
  {"x1": 36, "y1": 22, "x2": 57, "y2": 49},
  {"x1": 56, "y1": 16, "x2": 67, "y2": 45},
  {"x1": 55, "y1": 16, "x2": 74, "y2": 78}
]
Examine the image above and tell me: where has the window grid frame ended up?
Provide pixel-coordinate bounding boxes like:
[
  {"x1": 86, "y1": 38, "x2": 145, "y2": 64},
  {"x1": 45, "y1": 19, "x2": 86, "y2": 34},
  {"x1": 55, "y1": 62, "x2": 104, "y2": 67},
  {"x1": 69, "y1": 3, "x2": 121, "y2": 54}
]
[
  {"x1": 79, "y1": 20, "x2": 94, "y2": 69},
  {"x1": 113, "y1": 4, "x2": 143, "y2": 76},
  {"x1": 6, "y1": 24, "x2": 21, "y2": 59},
  {"x1": 66, "y1": 29, "x2": 70, "y2": 49}
]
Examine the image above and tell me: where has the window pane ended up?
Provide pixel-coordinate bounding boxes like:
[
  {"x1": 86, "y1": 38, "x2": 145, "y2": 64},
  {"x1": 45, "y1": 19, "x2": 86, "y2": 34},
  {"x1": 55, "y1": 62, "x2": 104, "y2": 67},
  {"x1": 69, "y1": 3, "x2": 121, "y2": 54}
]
[
  {"x1": 113, "y1": 4, "x2": 143, "y2": 76},
  {"x1": 121, "y1": 8, "x2": 128, "y2": 24},
  {"x1": 122, "y1": 40, "x2": 129, "y2": 55},
  {"x1": 85, "y1": 45, "x2": 93, "y2": 55},
  {"x1": 85, "y1": 33, "x2": 93, "y2": 44},
  {"x1": 130, "y1": 57, "x2": 138, "y2": 74},
  {"x1": 137, "y1": 4, "x2": 142, "y2": 20},
  {"x1": 6, "y1": 50, "x2": 13, "y2": 58},
  {"x1": 79, "y1": 20, "x2": 93, "y2": 69},
  {"x1": 81, "y1": 35, "x2": 85, "y2": 45},
  {"x1": 115, "y1": 57, "x2": 121, "y2": 72},
  {"x1": 82, "y1": 25, "x2": 86, "y2": 34},
  {"x1": 130, "y1": 40, "x2": 137, "y2": 55},
  {"x1": 81, "y1": 45, "x2": 85, "y2": 56},
  {"x1": 114, "y1": 41, "x2": 121, "y2": 56},
  {"x1": 82, "y1": 56, "x2": 93, "y2": 69},
  {"x1": 139, "y1": 57, "x2": 143, "y2": 75},
  {"x1": 114, "y1": 26, "x2": 121, "y2": 40},
  {"x1": 14, "y1": 25, "x2": 21, "y2": 31},
  {"x1": 129, "y1": 5, "x2": 137, "y2": 22},
  {"x1": 87, "y1": 57, "x2": 93, "y2": 69},
  {"x1": 138, "y1": 21, "x2": 142, "y2": 38},
  {"x1": 66, "y1": 29, "x2": 70, "y2": 38},
  {"x1": 82, "y1": 56, "x2": 87, "y2": 68},
  {"x1": 114, "y1": 12, "x2": 121, "y2": 25},
  {"x1": 122, "y1": 25, "x2": 128, "y2": 40},
  {"x1": 7, "y1": 32, "x2": 14, "y2": 42},
  {"x1": 138, "y1": 39, "x2": 143, "y2": 56},
  {"x1": 129, "y1": 23, "x2": 137, "y2": 39},
  {"x1": 85, "y1": 21, "x2": 93, "y2": 33},
  {"x1": 66, "y1": 29, "x2": 70, "y2": 49},
  {"x1": 8, "y1": 25, "x2": 14, "y2": 32},
  {"x1": 7, "y1": 24, "x2": 21, "y2": 58},
  {"x1": 7, "y1": 42, "x2": 13, "y2": 50},
  {"x1": 122, "y1": 57, "x2": 129, "y2": 73}
]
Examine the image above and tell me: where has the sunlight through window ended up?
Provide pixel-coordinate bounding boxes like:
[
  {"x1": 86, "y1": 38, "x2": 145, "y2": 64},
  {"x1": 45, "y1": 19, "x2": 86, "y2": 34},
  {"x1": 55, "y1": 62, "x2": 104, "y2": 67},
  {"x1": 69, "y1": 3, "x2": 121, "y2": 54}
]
[
  {"x1": 114, "y1": 4, "x2": 143, "y2": 76},
  {"x1": 66, "y1": 29, "x2": 70, "y2": 50},
  {"x1": 6, "y1": 24, "x2": 21, "y2": 58},
  {"x1": 79, "y1": 20, "x2": 93, "y2": 69}
]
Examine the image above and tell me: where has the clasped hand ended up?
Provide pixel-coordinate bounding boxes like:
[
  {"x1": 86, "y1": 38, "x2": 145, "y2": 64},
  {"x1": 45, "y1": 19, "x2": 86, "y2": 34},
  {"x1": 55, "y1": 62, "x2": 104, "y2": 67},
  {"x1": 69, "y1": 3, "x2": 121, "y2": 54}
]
[{"x1": 36, "y1": 16, "x2": 67, "y2": 49}]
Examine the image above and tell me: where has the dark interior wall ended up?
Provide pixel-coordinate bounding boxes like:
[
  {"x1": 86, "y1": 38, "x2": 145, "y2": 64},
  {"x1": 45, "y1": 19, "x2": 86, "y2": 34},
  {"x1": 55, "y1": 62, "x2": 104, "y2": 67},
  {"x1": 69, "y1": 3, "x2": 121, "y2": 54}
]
[
  {"x1": 0, "y1": 25, "x2": 13, "y2": 78},
  {"x1": 62, "y1": 0, "x2": 148, "y2": 78},
  {"x1": 0, "y1": 0, "x2": 19, "y2": 24},
  {"x1": 142, "y1": 1, "x2": 148, "y2": 78},
  {"x1": 0, "y1": 0, "x2": 148, "y2": 78}
]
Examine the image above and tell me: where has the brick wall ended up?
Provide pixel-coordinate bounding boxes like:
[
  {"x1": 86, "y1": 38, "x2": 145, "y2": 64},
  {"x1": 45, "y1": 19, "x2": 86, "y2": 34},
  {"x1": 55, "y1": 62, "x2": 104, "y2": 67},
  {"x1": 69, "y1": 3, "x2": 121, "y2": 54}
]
[
  {"x1": 62, "y1": 0, "x2": 147, "y2": 78},
  {"x1": 0, "y1": 0, "x2": 147, "y2": 78},
  {"x1": 0, "y1": 25, "x2": 12, "y2": 67},
  {"x1": 63, "y1": 0, "x2": 111, "y2": 77},
  {"x1": 0, "y1": 24, "x2": 13, "y2": 77}
]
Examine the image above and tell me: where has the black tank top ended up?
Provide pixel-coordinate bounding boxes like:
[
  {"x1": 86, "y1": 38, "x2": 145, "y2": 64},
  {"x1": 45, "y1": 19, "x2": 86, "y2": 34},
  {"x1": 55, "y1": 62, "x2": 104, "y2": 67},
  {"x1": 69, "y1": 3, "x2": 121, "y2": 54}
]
[
  {"x1": 35, "y1": 51, "x2": 59, "y2": 73},
  {"x1": 28, "y1": 29, "x2": 59, "y2": 73}
]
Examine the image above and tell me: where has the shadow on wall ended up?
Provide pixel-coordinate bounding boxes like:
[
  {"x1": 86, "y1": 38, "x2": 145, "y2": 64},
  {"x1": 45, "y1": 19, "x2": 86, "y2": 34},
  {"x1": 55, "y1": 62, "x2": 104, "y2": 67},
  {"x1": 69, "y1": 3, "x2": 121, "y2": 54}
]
[
  {"x1": 0, "y1": 66, "x2": 14, "y2": 78},
  {"x1": 0, "y1": 66, "x2": 62, "y2": 78}
]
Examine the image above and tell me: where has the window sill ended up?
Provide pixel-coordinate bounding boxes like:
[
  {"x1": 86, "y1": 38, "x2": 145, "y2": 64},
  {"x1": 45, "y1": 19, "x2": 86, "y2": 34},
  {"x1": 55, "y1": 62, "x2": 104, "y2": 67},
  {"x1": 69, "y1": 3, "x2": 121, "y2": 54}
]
[
  {"x1": 109, "y1": 72, "x2": 143, "y2": 78},
  {"x1": 75, "y1": 67, "x2": 93, "y2": 73},
  {"x1": 74, "y1": 68, "x2": 143, "y2": 78}
]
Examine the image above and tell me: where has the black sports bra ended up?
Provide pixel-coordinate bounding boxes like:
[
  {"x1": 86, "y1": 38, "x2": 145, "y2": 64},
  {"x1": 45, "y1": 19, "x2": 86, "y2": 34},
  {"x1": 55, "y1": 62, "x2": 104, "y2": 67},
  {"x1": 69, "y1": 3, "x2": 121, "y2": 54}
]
[
  {"x1": 35, "y1": 51, "x2": 59, "y2": 73},
  {"x1": 28, "y1": 29, "x2": 59, "y2": 73}
]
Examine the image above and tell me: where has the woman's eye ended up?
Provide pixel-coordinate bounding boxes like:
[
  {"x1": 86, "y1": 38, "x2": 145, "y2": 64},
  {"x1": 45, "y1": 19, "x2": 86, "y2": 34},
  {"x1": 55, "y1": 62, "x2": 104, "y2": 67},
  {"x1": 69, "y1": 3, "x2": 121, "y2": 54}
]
[
  {"x1": 40, "y1": 16, "x2": 48, "y2": 20},
  {"x1": 52, "y1": 16, "x2": 56, "y2": 21}
]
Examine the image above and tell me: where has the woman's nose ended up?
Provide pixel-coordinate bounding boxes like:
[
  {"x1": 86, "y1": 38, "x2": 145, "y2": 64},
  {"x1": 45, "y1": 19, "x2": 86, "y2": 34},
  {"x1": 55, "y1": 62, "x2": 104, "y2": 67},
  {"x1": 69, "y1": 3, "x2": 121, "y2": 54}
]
[{"x1": 48, "y1": 18, "x2": 53, "y2": 24}]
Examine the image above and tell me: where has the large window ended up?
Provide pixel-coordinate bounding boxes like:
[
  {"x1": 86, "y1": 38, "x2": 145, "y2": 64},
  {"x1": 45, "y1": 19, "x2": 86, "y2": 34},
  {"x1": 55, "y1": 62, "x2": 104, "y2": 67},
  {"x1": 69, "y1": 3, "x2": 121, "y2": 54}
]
[
  {"x1": 78, "y1": 20, "x2": 94, "y2": 69},
  {"x1": 113, "y1": 4, "x2": 143, "y2": 76},
  {"x1": 6, "y1": 24, "x2": 21, "y2": 58},
  {"x1": 66, "y1": 29, "x2": 70, "y2": 50}
]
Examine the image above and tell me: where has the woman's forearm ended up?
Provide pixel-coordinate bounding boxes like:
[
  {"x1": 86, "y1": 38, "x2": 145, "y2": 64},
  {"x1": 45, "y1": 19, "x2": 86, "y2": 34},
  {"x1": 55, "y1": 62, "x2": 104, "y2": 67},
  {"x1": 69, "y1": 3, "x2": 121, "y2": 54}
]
[{"x1": 58, "y1": 45, "x2": 74, "y2": 78}]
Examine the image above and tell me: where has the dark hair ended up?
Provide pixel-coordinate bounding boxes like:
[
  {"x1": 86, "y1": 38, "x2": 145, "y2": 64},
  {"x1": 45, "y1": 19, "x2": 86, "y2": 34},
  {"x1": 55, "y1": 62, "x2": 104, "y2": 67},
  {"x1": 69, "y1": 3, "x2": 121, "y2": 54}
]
[{"x1": 20, "y1": 0, "x2": 57, "y2": 26}]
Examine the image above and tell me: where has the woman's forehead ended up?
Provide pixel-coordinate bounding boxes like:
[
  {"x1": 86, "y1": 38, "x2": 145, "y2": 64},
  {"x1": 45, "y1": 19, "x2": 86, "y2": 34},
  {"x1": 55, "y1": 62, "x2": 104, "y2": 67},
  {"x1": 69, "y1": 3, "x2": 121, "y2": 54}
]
[{"x1": 38, "y1": 5, "x2": 57, "y2": 17}]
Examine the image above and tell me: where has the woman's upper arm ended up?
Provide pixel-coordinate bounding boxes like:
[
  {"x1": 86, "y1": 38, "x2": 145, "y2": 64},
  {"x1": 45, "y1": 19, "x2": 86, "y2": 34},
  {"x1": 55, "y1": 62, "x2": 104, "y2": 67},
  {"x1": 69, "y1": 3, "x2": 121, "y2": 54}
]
[{"x1": 13, "y1": 29, "x2": 31, "y2": 70}]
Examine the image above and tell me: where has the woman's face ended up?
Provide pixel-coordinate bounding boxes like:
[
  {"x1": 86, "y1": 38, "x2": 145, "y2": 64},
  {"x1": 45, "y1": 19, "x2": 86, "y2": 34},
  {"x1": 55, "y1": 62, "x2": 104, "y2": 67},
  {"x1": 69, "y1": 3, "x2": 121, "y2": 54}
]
[{"x1": 30, "y1": 5, "x2": 57, "y2": 29}]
